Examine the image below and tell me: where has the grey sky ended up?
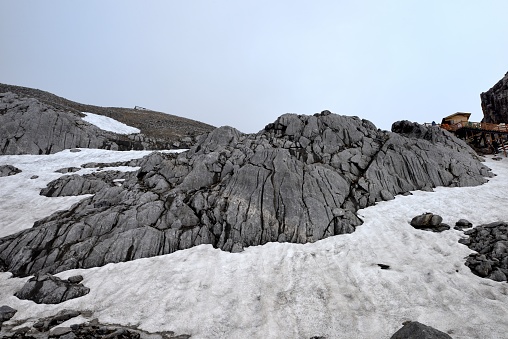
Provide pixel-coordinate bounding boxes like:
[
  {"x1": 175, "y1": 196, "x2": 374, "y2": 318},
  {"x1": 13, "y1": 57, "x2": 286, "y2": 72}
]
[{"x1": 1, "y1": 1, "x2": 507, "y2": 132}]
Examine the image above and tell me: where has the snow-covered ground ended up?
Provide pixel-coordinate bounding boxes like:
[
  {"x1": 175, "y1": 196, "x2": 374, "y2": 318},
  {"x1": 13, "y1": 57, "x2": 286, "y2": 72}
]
[
  {"x1": 1, "y1": 151, "x2": 508, "y2": 338},
  {"x1": 81, "y1": 112, "x2": 141, "y2": 134}
]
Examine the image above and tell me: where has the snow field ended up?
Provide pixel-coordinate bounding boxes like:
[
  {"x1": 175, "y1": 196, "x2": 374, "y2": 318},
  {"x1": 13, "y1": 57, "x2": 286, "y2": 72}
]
[
  {"x1": 81, "y1": 112, "x2": 141, "y2": 134},
  {"x1": 0, "y1": 152, "x2": 507, "y2": 338}
]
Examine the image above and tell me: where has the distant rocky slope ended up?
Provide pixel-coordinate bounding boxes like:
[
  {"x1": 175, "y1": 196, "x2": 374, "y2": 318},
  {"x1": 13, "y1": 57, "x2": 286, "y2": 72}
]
[
  {"x1": 0, "y1": 112, "x2": 492, "y2": 277},
  {"x1": 481, "y1": 72, "x2": 508, "y2": 124},
  {"x1": 0, "y1": 83, "x2": 215, "y2": 154}
]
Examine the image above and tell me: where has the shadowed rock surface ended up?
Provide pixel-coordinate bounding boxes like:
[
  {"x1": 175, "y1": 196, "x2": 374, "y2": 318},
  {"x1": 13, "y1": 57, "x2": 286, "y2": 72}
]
[
  {"x1": 459, "y1": 221, "x2": 508, "y2": 282},
  {"x1": 390, "y1": 321, "x2": 452, "y2": 339},
  {"x1": 481, "y1": 71, "x2": 508, "y2": 124},
  {"x1": 0, "y1": 91, "x2": 210, "y2": 155},
  {"x1": 0, "y1": 165, "x2": 21, "y2": 177},
  {"x1": 14, "y1": 274, "x2": 90, "y2": 304},
  {"x1": 410, "y1": 213, "x2": 450, "y2": 232},
  {"x1": 0, "y1": 113, "x2": 493, "y2": 277}
]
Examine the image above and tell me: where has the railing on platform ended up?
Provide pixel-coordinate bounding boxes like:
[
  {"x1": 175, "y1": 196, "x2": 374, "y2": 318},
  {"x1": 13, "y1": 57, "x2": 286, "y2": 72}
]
[{"x1": 439, "y1": 122, "x2": 508, "y2": 133}]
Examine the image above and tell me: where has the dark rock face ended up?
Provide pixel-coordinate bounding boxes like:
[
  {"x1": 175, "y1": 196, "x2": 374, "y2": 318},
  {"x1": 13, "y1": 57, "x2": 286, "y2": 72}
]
[
  {"x1": 0, "y1": 306, "x2": 17, "y2": 322},
  {"x1": 0, "y1": 92, "x2": 173, "y2": 155},
  {"x1": 481, "y1": 72, "x2": 508, "y2": 124},
  {"x1": 0, "y1": 165, "x2": 22, "y2": 177},
  {"x1": 40, "y1": 171, "x2": 131, "y2": 197},
  {"x1": 0, "y1": 113, "x2": 493, "y2": 276},
  {"x1": 459, "y1": 222, "x2": 508, "y2": 282},
  {"x1": 14, "y1": 274, "x2": 90, "y2": 304},
  {"x1": 390, "y1": 321, "x2": 452, "y2": 339},
  {"x1": 410, "y1": 213, "x2": 450, "y2": 232}
]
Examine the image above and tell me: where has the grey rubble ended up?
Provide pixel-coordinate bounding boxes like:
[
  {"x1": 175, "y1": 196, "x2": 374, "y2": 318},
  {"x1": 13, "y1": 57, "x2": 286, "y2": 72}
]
[
  {"x1": 481, "y1": 71, "x2": 508, "y2": 124},
  {"x1": 0, "y1": 112, "x2": 492, "y2": 277},
  {"x1": 0, "y1": 92, "x2": 168, "y2": 155}
]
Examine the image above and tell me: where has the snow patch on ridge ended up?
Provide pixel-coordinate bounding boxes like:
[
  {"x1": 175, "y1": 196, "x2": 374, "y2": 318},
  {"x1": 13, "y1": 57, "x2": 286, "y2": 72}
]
[{"x1": 81, "y1": 112, "x2": 140, "y2": 134}]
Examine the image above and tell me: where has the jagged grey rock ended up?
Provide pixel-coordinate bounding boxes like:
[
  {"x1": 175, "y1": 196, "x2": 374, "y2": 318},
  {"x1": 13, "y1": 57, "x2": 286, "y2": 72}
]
[
  {"x1": 481, "y1": 71, "x2": 508, "y2": 124},
  {"x1": 390, "y1": 321, "x2": 452, "y2": 339},
  {"x1": 0, "y1": 305, "x2": 17, "y2": 322},
  {"x1": 0, "y1": 92, "x2": 170, "y2": 155},
  {"x1": 0, "y1": 165, "x2": 21, "y2": 177},
  {"x1": 14, "y1": 274, "x2": 90, "y2": 304},
  {"x1": 0, "y1": 113, "x2": 493, "y2": 276},
  {"x1": 459, "y1": 221, "x2": 508, "y2": 282}
]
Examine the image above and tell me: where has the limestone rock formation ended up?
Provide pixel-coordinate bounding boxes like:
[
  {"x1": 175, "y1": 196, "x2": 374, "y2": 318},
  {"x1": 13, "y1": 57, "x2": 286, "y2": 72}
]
[
  {"x1": 459, "y1": 221, "x2": 508, "y2": 282},
  {"x1": 0, "y1": 92, "x2": 178, "y2": 155},
  {"x1": 0, "y1": 113, "x2": 493, "y2": 277},
  {"x1": 0, "y1": 306, "x2": 17, "y2": 322},
  {"x1": 481, "y1": 72, "x2": 508, "y2": 124},
  {"x1": 0, "y1": 165, "x2": 21, "y2": 177},
  {"x1": 390, "y1": 321, "x2": 452, "y2": 339},
  {"x1": 14, "y1": 273, "x2": 90, "y2": 304}
]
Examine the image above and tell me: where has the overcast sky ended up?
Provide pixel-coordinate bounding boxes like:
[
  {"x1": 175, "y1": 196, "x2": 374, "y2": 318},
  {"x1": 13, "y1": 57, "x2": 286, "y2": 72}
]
[{"x1": 1, "y1": 1, "x2": 507, "y2": 133}]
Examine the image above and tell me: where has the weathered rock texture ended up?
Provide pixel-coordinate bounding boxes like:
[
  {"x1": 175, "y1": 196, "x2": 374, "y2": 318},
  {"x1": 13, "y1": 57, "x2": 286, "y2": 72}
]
[
  {"x1": 0, "y1": 113, "x2": 493, "y2": 276},
  {"x1": 459, "y1": 221, "x2": 508, "y2": 282},
  {"x1": 0, "y1": 82, "x2": 215, "y2": 150},
  {"x1": 40, "y1": 171, "x2": 131, "y2": 197},
  {"x1": 481, "y1": 72, "x2": 508, "y2": 124},
  {"x1": 390, "y1": 321, "x2": 452, "y2": 339},
  {"x1": 410, "y1": 213, "x2": 450, "y2": 233},
  {"x1": 0, "y1": 165, "x2": 21, "y2": 177},
  {"x1": 0, "y1": 306, "x2": 17, "y2": 322},
  {"x1": 14, "y1": 274, "x2": 90, "y2": 304}
]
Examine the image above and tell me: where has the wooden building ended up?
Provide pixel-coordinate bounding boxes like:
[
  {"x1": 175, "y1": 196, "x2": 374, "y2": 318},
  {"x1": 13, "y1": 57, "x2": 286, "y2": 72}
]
[{"x1": 441, "y1": 112, "x2": 471, "y2": 126}]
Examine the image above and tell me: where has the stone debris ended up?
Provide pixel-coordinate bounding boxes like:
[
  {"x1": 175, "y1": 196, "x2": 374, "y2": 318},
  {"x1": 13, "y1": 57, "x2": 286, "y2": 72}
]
[
  {"x1": 390, "y1": 321, "x2": 452, "y2": 339},
  {"x1": 410, "y1": 213, "x2": 450, "y2": 232},
  {"x1": 459, "y1": 221, "x2": 508, "y2": 282}
]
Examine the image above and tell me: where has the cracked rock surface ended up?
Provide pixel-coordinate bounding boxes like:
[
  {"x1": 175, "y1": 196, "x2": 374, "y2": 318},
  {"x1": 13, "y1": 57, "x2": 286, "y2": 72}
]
[
  {"x1": 0, "y1": 92, "x2": 173, "y2": 155},
  {"x1": 0, "y1": 112, "x2": 493, "y2": 277},
  {"x1": 481, "y1": 71, "x2": 508, "y2": 124},
  {"x1": 459, "y1": 221, "x2": 508, "y2": 282},
  {"x1": 0, "y1": 165, "x2": 21, "y2": 177},
  {"x1": 14, "y1": 274, "x2": 90, "y2": 304}
]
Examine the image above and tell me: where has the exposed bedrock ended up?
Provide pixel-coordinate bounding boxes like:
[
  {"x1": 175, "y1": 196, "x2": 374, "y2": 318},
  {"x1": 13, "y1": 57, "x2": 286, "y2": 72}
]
[
  {"x1": 481, "y1": 71, "x2": 508, "y2": 124},
  {"x1": 14, "y1": 274, "x2": 90, "y2": 304},
  {"x1": 0, "y1": 113, "x2": 493, "y2": 276},
  {"x1": 0, "y1": 92, "x2": 172, "y2": 155},
  {"x1": 0, "y1": 165, "x2": 21, "y2": 177}
]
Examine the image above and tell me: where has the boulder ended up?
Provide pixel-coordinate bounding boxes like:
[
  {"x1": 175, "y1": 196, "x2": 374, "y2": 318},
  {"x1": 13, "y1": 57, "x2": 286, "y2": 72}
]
[
  {"x1": 390, "y1": 321, "x2": 452, "y2": 339},
  {"x1": 410, "y1": 213, "x2": 449, "y2": 232},
  {"x1": 14, "y1": 274, "x2": 89, "y2": 304},
  {"x1": 0, "y1": 305, "x2": 16, "y2": 322},
  {"x1": 454, "y1": 219, "x2": 473, "y2": 230},
  {"x1": 0, "y1": 165, "x2": 21, "y2": 177},
  {"x1": 0, "y1": 113, "x2": 493, "y2": 276}
]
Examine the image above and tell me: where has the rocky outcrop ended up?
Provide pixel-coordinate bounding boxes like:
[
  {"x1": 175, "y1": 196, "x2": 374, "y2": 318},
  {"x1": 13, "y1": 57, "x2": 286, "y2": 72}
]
[
  {"x1": 481, "y1": 72, "x2": 508, "y2": 124},
  {"x1": 459, "y1": 221, "x2": 508, "y2": 282},
  {"x1": 14, "y1": 274, "x2": 90, "y2": 304},
  {"x1": 0, "y1": 306, "x2": 17, "y2": 323},
  {"x1": 40, "y1": 171, "x2": 131, "y2": 197},
  {"x1": 0, "y1": 113, "x2": 493, "y2": 277},
  {"x1": 0, "y1": 92, "x2": 175, "y2": 155},
  {"x1": 0, "y1": 165, "x2": 21, "y2": 177},
  {"x1": 410, "y1": 213, "x2": 450, "y2": 232},
  {"x1": 390, "y1": 321, "x2": 452, "y2": 339},
  {"x1": 0, "y1": 82, "x2": 215, "y2": 148}
]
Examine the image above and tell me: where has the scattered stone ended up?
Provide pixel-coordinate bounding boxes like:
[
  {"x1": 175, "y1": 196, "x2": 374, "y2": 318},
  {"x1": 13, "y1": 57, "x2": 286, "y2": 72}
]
[
  {"x1": 69, "y1": 149, "x2": 81, "y2": 153},
  {"x1": 30, "y1": 175, "x2": 39, "y2": 179},
  {"x1": 67, "y1": 275, "x2": 83, "y2": 284},
  {"x1": 49, "y1": 326, "x2": 72, "y2": 337},
  {"x1": 459, "y1": 221, "x2": 508, "y2": 282},
  {"x1": 410, "y1": 213, "x2": 450, "y2": 232},
  {"x1": 390, "y1": 321, "x2": 452, "y2": 339},
  {"x1": 378, "y1": 264, "x2": 390, "y2": 270},
  {"x1": 454, "y1": 219, "x2": 472, "y2": 230},
  {"x1": 0, "y1": 165, "x2": 21, "y2": 177},
  {"x1": 14, "y1": 274, "x2": 90, "y2": 304},
  {"x1": 0, "y1": 305, "x2": 17, "y2": 322}
]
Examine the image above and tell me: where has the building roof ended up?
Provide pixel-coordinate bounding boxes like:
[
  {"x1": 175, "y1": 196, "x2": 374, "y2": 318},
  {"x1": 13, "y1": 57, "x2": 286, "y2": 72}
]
[{"x1": 442, "y1": 112, "x2": 471, "y2": 120}]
